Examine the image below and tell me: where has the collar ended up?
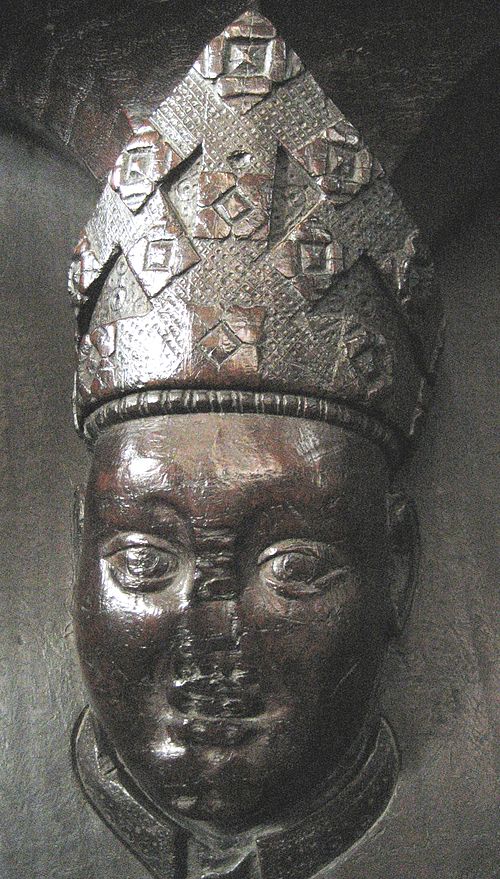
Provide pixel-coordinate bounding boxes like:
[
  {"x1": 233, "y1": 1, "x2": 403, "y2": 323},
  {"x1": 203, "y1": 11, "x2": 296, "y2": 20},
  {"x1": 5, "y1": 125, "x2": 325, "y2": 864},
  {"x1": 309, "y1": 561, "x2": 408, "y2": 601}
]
[{"x1": 73, "y1": 708, "x2": 398, "y2": 879}]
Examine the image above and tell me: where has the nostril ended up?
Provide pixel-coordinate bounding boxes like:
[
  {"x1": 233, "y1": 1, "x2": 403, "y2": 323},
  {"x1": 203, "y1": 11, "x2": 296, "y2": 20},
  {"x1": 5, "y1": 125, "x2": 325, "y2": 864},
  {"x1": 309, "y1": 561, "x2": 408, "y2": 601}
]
[
  {"x1": 166, "y1": 633, "x2": 264, "y2": 719},
  {"x1": 167, "y1": 675, "x2": 265, "y2": 719},
  {"x1": 203, "y1": 632, "x2": 238, "y2": 652}
]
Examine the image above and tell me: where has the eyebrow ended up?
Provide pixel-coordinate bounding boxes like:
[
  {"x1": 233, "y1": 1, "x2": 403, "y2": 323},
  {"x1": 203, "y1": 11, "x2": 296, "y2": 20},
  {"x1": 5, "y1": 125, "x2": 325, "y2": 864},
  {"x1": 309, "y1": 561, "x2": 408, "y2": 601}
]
[
  {"x1": 93, "y1": 491, "x2": 187, "y2": 526},
  {"x1": 92, "y1": 473, "x2": 356, "y2": 538}
]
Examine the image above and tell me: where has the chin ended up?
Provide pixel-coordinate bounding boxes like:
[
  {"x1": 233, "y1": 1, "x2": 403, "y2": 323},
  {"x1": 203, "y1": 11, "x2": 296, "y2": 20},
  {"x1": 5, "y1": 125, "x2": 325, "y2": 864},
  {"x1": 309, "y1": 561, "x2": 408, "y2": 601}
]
[{"x1": 123, "y1": 716, "x2": 317, "y2": 828}]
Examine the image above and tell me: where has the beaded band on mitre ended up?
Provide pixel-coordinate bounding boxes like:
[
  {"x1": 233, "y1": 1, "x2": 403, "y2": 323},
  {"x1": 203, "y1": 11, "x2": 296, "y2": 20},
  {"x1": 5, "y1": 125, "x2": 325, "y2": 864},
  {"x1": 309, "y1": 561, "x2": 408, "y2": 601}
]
[
  {"x1": 69, "y1": 9, "x2": 442, "y2": 463},
  {"x1": 81, "y1": 389, "x2": 404, "y2": 465}
]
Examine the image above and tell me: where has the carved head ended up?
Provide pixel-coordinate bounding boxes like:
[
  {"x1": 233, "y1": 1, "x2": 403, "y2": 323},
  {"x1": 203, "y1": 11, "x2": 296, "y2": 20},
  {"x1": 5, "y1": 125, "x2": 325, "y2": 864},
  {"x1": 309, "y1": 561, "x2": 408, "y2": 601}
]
[
  {"x1": 71, "y1": 9, "x2": 441, "y2": 834},
  {"x1": 75, "y1": 413, "x2": 418, "y2": 828}
]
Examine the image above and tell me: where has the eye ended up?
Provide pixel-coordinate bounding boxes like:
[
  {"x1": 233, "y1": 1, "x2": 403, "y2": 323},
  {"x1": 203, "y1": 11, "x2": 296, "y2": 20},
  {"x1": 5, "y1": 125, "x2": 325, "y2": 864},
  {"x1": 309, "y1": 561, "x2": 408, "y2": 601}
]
[
  {"x1": 270, "y1": 551, "x2": 323, "y2": 583},
  {"x1": 258, "y1": 540, "x2": 347, "y2": 599},
  {"x1": 103, "y1": 536, "x2": 181, "y2": 593}
]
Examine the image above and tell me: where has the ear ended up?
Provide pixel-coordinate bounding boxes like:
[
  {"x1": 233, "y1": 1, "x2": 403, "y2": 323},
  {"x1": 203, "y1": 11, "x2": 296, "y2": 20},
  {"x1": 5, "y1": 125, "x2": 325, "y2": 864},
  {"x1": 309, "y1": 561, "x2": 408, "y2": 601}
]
[
  {"x1": 72, "y1": 486, "x2": 86, "y2": 582},
  {"x1": 386, "y1": 492, "x2": 420, "y2": 636}
]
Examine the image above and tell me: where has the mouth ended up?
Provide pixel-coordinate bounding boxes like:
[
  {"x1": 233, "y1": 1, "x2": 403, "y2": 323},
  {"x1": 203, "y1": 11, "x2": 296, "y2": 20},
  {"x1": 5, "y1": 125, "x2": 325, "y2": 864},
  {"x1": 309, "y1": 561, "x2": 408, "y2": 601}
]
[{"x1": 168, "y1": 713, "x2": 268, "y2": 746}]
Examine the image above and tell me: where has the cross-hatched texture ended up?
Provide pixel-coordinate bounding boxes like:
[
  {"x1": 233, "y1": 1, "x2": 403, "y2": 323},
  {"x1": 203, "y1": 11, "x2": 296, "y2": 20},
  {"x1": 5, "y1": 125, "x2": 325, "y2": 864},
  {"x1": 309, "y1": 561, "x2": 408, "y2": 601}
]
[{"x1": 70, "y1": 9, "x2": 442, "y2": 445}]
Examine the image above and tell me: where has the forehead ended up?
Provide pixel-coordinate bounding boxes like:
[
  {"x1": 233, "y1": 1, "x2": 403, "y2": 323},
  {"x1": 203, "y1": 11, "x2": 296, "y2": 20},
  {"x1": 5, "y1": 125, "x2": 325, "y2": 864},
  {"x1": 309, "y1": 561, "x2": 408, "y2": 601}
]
[{"x1": 89, "y1": 415, "x2": 387, "y2": 525}]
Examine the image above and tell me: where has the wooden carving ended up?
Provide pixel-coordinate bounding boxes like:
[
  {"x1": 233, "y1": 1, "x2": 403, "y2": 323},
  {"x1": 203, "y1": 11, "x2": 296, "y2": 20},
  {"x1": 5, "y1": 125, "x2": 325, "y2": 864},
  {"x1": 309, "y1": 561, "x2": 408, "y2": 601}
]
[{"x1": 70, "y1": 10, "x2": 442, "y2": 878}]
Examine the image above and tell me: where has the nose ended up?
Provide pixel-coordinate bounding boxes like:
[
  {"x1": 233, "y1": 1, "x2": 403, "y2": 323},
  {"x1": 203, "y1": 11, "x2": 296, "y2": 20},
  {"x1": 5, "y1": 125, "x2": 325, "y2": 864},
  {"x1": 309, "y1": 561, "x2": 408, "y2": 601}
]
[
  {"x1": 168, "y1": 600, "x2": 263, "y2": 718},
  {"x1": 189, "y1": 527, "x2": 239, "y2": 603},
  {"x1": 175, "y1": 528, "x2": 243, "y2": 664},
  {"x1": 167, "y1": 533, "x2": 264, "y2": 718}
]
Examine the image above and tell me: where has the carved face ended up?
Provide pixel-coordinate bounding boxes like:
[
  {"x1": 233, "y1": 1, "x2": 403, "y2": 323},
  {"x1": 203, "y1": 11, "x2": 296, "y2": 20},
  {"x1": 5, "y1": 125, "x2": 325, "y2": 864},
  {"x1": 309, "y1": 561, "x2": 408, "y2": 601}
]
[{"x1": 74, "y1": 414, "x2": 401, "y2": 830}]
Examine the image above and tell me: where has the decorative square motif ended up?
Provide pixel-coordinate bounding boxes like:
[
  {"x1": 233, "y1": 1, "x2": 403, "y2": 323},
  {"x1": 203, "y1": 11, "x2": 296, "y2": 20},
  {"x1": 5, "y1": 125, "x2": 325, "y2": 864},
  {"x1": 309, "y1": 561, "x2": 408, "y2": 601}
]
[
  {"x1": 68, "y1": 236, "x2": 104, "y2": 311},
  {"x1": 189, "y1": 305, "x2": 266, "y2": 383},
  {"x1": 227, "y1": 41, "x2": 268, "y2": 76},
  {"x1": 143, "y1": 239, "x2": 175, "y2": 271},
  {"x1": 193, "y1": 10, "x2": 302, "y2": 114},
  {"x1": 273, "y1": 216, "x2": 347, "y2": 302},
  {"x1": 126, "y1": 194, "x2": 200, "y2": 298},
  {"x1": 77, "y1": 323, "x2": 117, "y2": 401},
  {"x1": 332, "y1": 322, "x2": 393, "y2": 401},
  {"x1": 109, "y1": 123, "x2": 182, "y2": 212},
  {"x1": 198, "y1": 322, "x2": 241, "y2": 366},
  {"x1": 194, "y1": 169, "x2": 273, "y2": 241},
  {"x1": 293, "y1": 120, "x2": 383, "y2": 204},
  {"x1": 218, "y1": 190, "x2": 252, "y2": 222},
  {"x1": 301, "y1": 244, "x2": 327, "y2": 273},
  {"x1": 122, "y1": 147, "x2": 156, "y2": 183}
]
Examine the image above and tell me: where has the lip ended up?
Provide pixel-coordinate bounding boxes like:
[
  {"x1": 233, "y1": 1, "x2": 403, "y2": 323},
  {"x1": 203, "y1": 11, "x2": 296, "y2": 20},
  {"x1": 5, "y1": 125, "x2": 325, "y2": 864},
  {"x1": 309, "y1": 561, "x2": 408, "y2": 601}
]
[
  {"x1": 167, "y1": 677, "x2": 266, "y2": 720},
  {"x1": 157, "y1": 703, "x2": 288, "y2": 747},
  {"x1": 155, "y1": 690, "x2": 289, "y2": 746},
  {"x1": 174, "y1": 716, "x2": 261, "y2": 746}
]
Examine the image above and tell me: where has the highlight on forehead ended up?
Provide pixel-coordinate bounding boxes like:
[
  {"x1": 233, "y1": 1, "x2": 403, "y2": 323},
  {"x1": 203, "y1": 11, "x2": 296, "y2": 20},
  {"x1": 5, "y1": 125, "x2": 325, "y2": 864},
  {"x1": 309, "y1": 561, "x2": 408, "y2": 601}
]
[{"x1": 90, "y1": 413, "x2": 388, "y2": 500}]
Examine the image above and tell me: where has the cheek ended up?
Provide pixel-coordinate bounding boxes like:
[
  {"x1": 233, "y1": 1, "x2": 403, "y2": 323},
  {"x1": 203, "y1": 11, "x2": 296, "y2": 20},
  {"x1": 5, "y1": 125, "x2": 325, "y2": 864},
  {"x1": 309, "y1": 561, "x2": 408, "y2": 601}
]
[
  {"x1": 74, "y1": 551, "x2": 181, "y2": 692},
  {"x1": 240, "y1": 572, "x2": 375, "y2": 700}
]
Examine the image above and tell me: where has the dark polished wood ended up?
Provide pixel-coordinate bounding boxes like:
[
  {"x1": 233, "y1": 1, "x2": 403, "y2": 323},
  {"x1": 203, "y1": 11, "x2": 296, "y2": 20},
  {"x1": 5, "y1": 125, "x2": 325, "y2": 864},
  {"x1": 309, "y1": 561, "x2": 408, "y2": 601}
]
[
  {"x1": 75, "y1": 416, "x2": 408, "y2": 825},
  {"x1": 64, "y1": 10, "x2": 441, "y2": 876},
  {"x1": 73, "y1": 415, "x2": 414, "y2": 876},
  {"x1": 0, "y1": 3, "x2": 498, "y2": 879}
]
